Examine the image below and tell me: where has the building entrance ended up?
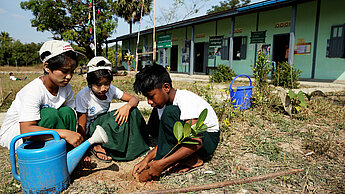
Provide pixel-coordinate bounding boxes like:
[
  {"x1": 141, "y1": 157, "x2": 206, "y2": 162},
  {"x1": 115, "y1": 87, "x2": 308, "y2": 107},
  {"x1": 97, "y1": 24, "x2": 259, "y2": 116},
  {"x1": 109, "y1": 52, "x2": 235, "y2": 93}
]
[
  {"x1": 272, "y1": 33, "x2": 290, "y2": 64},
  {"x1": 194, "y1": 42, "x2": 207, "y2": 73},
  {"x1": 170, "y1": 45, "x2": 178, "y2": 72}
]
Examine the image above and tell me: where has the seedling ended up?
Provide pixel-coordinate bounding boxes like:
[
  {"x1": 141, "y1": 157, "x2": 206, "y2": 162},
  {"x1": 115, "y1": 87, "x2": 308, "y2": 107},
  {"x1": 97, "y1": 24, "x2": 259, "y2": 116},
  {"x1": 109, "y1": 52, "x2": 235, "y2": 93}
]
[
  {"x1": 288, "y1": 90, "x2": 307, "y2": 113},
  {"x1": 163, "y1": 108, "x2": 209, "y2": 158}
]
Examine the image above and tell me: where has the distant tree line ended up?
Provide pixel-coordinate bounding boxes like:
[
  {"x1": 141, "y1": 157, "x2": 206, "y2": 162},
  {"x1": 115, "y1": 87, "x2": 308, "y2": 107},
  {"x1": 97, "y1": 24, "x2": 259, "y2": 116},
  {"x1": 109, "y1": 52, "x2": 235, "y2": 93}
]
[{"x1": 0, "y1": 32, "x2": 42, "y2": 66}]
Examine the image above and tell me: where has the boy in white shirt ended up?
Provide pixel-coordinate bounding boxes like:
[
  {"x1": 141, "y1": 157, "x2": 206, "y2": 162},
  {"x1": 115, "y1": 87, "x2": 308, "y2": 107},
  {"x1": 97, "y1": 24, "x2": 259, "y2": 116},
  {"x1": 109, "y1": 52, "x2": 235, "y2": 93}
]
[
  {"x1": 0, "y1": 40, "x2": 83, "y2": 149},
  {"x1": 132, "y1": 64, "x2": 220, "y2": 182}
]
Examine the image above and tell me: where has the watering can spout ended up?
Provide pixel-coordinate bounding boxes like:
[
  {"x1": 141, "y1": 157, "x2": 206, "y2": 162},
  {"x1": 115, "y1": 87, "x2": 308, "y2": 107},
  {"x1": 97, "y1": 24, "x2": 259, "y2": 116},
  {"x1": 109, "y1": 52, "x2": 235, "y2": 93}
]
[{"x1": 67, "y1": 125, "x2": 109, "y2": 174}]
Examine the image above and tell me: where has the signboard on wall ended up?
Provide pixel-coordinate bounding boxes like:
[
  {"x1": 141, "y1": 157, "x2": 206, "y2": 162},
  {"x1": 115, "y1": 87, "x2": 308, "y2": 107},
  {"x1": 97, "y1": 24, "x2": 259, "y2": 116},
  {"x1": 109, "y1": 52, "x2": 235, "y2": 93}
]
[
  {"x1": 157, "y1": 34, "x2": 172, "y2": 49},
  {"x1": 250, "y1": 31, "x2": 266, "y2": 43},
  {"x1": 209, "y1": 36, "x2": 223, "y2": 47}
]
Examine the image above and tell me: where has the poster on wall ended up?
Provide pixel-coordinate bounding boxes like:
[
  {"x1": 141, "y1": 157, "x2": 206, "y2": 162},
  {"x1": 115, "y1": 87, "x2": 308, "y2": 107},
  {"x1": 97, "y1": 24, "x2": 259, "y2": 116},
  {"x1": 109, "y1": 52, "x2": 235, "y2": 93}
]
[
  {"x1": 294, "y1": 42, "x2": 311, "y2": 55},
  {"x1": 159, "y1": 48, "x2": 168, "y2": 67},
  {"x1": 208, "y1": 36, "x2": 223, "y2": 59},
  {"x1": 182, "y1": 40, "x2": 190, "y2": 66},
  {"x1": 261, "y1": 44, "x2": 271, "y2": 56}
]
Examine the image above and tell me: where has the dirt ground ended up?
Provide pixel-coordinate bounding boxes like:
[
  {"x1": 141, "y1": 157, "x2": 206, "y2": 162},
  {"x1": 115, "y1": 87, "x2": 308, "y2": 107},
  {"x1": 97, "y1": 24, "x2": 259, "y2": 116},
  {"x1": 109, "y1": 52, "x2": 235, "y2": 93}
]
[{"x1": 0, "y1": 145, "x2": 166, "y2": 193}]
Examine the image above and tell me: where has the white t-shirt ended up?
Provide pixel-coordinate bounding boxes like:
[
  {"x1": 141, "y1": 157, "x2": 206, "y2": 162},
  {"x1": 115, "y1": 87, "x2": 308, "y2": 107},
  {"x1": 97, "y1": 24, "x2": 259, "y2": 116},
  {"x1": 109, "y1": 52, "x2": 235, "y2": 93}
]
[
  {"x1": 75, "y1": 85, "x2": 124, "y2": 130},
  {"x1": 172, "y1": 89, "x2": 219, "y2": 132},
  {"x1": 0, "y1": 77, "x2": 75, "y2": 149},
  {"x1": 9, "y1": 76, "x2": 17, "y2": 81}
]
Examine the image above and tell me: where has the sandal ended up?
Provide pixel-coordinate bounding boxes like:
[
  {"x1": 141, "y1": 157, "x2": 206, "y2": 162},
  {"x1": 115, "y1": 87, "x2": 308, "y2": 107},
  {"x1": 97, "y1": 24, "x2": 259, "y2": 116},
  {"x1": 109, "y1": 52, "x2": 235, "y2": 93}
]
[{"x1": 90, "y1": 146, "x2": 112, "y2": 163}]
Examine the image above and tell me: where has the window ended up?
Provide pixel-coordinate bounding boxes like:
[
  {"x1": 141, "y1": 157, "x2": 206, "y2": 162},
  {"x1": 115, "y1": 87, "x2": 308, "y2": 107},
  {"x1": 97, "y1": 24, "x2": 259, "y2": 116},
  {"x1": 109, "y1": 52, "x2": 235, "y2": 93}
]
[
  {"x1": 328, "y1": 24, "x2": 345, "y2": 58},
  {"x1": 221, "y1": 36, "x2": 247, "y2": 60},
  {"x1": 233, "y1": 36, "x2": 247, "y2": 60},
  {"x1": 221, "y1": 37, "x2": 229, "y2": 60}
]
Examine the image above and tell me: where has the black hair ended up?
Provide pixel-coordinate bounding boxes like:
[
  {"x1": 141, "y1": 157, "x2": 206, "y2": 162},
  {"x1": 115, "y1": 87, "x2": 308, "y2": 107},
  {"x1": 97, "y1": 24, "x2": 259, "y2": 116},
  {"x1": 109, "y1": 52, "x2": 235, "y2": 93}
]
[
  {"x1": 9, "y1": 72, "x2": 13, "y2": 76},
  {"x1": 43, "y1": 50, "x2": 78, "y2": 74},
  {"x1": 86, "y1": 69, "x2": 113, "y2": 86},
  {"x1": 133, "y1": 64, "x2": 172, "y2": 94}
]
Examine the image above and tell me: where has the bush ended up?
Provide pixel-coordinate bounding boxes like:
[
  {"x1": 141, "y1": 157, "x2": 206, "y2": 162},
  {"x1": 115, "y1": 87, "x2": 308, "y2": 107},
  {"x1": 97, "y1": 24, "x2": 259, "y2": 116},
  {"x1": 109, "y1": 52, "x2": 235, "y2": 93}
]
[
  {"x1": 209, "y1": 64, "x2": 236, "y2": 83},
  {"x1": 272, "y1": 61, "x2": 301, "y2": 89},
  {"x1": 252, "y1": 51, "x2": 272, "y2": 91}
]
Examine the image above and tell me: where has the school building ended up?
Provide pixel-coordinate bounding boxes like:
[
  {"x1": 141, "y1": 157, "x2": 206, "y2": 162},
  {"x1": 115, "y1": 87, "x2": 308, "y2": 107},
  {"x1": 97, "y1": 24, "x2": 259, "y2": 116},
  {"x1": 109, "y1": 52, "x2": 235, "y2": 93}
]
[{"x1": 107, "y1": 0, "x2": 345, "y2": 81}]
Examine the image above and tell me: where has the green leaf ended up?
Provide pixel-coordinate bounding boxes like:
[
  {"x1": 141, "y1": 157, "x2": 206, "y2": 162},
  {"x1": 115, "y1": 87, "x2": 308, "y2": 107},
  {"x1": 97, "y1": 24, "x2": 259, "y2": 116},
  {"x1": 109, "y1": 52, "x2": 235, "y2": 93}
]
[
  {"x1": 297, "y1": 92, "x2": 305, "y2": 101},
  {"x1": 188, "y1": 119, "x2": 193, "y2": 126},
  {"x1": 288, "y1": 90, "x2": 297, "y2": 99},
  {"x1": 183, "y1": 123, "x2": 191, "y2": 138},
  {"x1": 197, "y1": 124, "x2": 209, "y2": 133},
  {"x1": 196, "y1": 108, "x2": 208, "y2": 129},
  {"x1": 182, "y1": 141, "x2": 200, "y2": 145},
  {"x1": 173, "y1": 121, "x2": 183, "y2": 141},
  {"x1": 300, "y1": 100, "x2": 307, "y2": 108}
]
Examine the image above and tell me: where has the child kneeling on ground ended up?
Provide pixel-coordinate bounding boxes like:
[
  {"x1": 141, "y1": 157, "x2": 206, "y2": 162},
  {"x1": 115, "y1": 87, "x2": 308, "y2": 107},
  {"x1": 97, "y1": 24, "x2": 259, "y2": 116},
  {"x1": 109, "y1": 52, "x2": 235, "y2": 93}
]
[
  {"x1": 132, "y1": 64, "x2": 220, "y2": 182},
  {"x1": 75, "y1": 56, "x2": 149, "y2": 163},
  {"x1": 0, "y1": 40, "x2": 83, "y2": 149}
]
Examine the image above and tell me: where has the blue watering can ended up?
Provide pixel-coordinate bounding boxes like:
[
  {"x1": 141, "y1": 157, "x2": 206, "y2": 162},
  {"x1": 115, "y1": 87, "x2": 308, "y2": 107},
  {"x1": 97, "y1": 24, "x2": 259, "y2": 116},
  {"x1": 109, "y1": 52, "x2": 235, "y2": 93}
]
[
  {"x1": 10, "y1": 125, "x2": 108, "y2": 193},
  {"x1": 229, "y1": 74, "x2": 254, "y2": 110}
]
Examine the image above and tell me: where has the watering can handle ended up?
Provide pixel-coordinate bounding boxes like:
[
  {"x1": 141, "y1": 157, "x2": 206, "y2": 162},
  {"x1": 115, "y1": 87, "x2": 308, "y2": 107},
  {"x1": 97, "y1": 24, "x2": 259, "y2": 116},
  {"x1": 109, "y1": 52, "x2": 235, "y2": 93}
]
[
  {"x1": 9, "y1": 130, "x2": 61, "y2": 181},
  {"x1": 229, "y1": 74, "x2": 252, "y2": 90}
]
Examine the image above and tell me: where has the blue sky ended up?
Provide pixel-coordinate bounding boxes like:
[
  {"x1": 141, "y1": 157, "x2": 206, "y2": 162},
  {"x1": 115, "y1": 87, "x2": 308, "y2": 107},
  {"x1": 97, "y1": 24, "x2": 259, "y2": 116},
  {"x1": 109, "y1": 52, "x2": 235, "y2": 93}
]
[{"x1": 0, "y1": 0, "x2": 262, "y2": 44}]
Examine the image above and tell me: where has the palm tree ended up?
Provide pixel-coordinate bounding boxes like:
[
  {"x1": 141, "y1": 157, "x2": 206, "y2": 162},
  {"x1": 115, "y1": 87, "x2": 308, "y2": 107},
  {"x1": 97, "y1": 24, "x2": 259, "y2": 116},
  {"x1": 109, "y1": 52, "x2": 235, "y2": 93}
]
[
  {"x1": 0, "y1": 32, "x2": 13, "y2": 45},
  {"x1": 114, "y1": 0, "x2": 152, "y2": 34}
]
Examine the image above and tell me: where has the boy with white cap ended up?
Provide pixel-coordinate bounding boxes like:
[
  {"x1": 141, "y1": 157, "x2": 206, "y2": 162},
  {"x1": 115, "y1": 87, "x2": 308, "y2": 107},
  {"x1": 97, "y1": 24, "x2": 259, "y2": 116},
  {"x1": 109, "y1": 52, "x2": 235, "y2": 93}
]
[
  {"x1": 75, "y1": 56, "x2": 149, "y2": 162},
  {"x1": 0, "y1": 40, "x2": 83, "y2": 149}
]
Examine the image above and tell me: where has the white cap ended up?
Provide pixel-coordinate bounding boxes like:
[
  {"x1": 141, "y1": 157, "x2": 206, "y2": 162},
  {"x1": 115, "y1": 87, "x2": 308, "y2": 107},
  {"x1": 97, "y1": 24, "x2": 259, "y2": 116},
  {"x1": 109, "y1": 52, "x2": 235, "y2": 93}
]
[
  {"x1": 87, "y1": 56, "x2": 112, "y2": 73},
  {"x1": 39, "y1": 40, "x2": 78, "y2": 63}
]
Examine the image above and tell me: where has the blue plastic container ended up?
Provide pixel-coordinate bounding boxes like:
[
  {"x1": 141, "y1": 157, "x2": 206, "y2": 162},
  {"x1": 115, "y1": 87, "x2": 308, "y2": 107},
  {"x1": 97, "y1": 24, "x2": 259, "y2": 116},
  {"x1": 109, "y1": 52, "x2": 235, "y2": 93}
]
[
  {"x1": 229, "y1": 74, "x2": 254, "y2": 110},
  {"x1": 10, "y1": 130, "x2": 69, "y2": 194}
]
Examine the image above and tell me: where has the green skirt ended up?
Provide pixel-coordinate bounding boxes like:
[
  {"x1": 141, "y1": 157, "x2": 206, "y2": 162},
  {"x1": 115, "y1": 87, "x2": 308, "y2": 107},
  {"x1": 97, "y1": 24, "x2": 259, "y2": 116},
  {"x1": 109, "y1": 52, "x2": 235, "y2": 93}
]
[{"x1": 88, "y1": 108, "x2": 149, "y2": 161}]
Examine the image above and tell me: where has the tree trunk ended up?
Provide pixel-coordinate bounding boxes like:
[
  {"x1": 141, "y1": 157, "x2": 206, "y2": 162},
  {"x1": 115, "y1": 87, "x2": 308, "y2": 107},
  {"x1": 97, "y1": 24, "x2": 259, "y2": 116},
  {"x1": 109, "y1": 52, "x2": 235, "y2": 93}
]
[
  {"x1": 84, "y1": 45, "x2": 95, "y2": 60},
  {"x1": 130, "y1": 21, "x2": 133, "y2": 34}
]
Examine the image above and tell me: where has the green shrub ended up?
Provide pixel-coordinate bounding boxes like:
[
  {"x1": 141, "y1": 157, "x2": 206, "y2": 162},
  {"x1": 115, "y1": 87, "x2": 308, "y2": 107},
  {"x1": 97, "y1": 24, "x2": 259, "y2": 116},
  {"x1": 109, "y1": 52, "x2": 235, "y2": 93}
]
[
  {"x1": 252, "y1": 51, "x2": 272, "y2": 91},
  {"x1": 209, "y1": 64, "x2": 235, "y2": 83},
  {"x1": 272, "y1": 61, "x2": 301, "y2": 89}
]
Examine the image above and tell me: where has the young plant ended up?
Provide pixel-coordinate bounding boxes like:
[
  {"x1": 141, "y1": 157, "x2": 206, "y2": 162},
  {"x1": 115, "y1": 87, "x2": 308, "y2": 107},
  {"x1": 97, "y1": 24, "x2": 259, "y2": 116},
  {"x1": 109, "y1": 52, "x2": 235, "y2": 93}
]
[
  {"x1": 123, "y1": 52, "x2": 134, "y2": 71},
  {"x1": 209, "y1": 64, "x2": 235, "y2": 83},
  {"x1": 272, "y1": 61, "x2": 301, "y2": 89},
  {"x1": 163, "y1": 108, "x2": 209, "y2": 158},
  {"x1": 288, "y1": 90, "x2": 307, "y2": 113},
  {"x1": 252, "y1": 51, "x2": 272, "y2": 92}
]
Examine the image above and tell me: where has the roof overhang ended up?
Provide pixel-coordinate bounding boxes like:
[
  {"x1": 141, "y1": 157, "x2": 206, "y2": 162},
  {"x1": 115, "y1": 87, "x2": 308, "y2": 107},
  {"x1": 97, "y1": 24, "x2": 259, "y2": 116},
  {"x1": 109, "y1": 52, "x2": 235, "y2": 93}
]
[{"x1": 106, "y1": 0, "x2": 315, "y2": 43}]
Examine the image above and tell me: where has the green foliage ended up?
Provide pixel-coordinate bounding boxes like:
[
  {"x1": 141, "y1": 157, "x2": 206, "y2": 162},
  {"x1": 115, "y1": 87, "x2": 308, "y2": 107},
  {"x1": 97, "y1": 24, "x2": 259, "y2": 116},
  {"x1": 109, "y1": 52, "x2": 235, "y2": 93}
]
[
  {"x1": 173, "y1": 108, "x2": 208, "y2": 143},
  {"x1": 164, "y1": 109, "x2": 208, "y2": 158},
  {"x1": 102, "y1": 45, "x2": 122, "y2": 69},
  {"x1": 207, "y1": 0, "x2": 251, "y2": 14},
  {"x1": 114, "y1": 0, "x2": 152, "y2": 33},
  {"x1": 209, "y1": 64, "x2": 236, "y2": 83},
  {"x1": 288, "y1": 90, "x2": 307, "y2": 113},
  {"x1": 21, "y1": 0, "x2": 118, "y2": 59},
  {"x1": 272, "y1": 61, "x2": 301, "y2": 89},
  {"x1": 0, "y1": 32, "x2": 41, "y2": 66},
  {"x1": 252, "y1": 51, "x2": 272, "y2": 92},
  {"x1": 123, "y1": 52, "x2": 134, "y2": 71}
]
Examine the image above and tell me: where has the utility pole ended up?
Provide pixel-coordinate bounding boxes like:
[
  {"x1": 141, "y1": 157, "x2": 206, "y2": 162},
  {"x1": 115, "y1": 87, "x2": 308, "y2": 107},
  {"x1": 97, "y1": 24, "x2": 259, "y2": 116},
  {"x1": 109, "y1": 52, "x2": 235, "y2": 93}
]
[
  {"x1": 153, "y1": 0, "x2": 156, "y2": 63},
  {"x1": 93, "y1": 0, "x2": 97, "y2": 56}
]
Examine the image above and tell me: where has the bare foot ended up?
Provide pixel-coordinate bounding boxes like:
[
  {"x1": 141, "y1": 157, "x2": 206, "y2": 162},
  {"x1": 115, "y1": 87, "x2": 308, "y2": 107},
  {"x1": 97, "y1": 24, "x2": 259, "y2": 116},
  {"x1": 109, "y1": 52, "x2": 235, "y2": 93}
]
[
  {"x1": 92, "y1": 144, "x2": 112, "y2": 161},
  {"x1": 167, "y1": 153, "x2": 204, "y2": 173},
  {"x1": 80, "y1": 155, "x2": 92, "y2": 169}
]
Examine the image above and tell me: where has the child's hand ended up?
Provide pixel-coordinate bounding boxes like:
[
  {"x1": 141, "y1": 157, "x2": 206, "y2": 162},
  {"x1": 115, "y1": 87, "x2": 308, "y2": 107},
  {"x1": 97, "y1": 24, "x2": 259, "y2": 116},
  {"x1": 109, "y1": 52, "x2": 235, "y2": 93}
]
[
  {"x1": 60, "y1": 130, "x2": 85, "y2": 147},
  {"x1": 132, "y1": 159, "x2": 149, "y2": 178},
  {"x1": 114, "y1": 104, "x2": 131, "y2": 126},
  {"x1": 147, "y1": 160, "x2": 165, "y2": 177}
]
